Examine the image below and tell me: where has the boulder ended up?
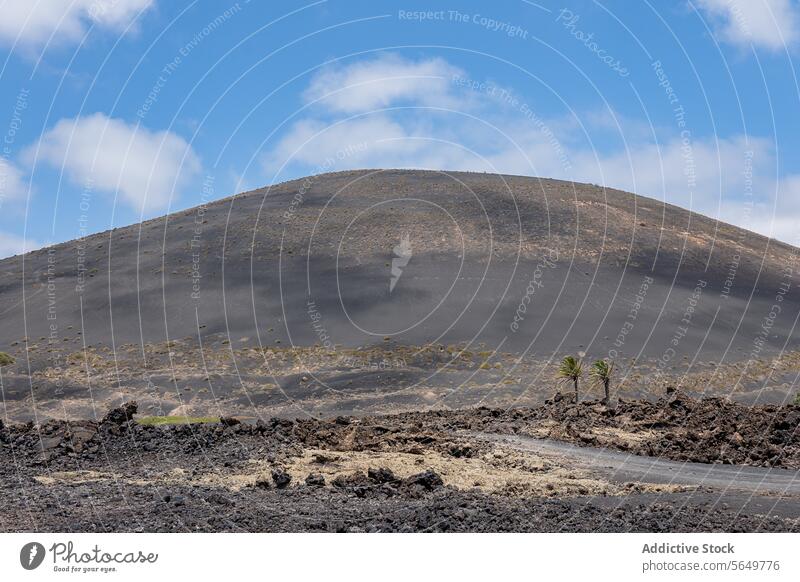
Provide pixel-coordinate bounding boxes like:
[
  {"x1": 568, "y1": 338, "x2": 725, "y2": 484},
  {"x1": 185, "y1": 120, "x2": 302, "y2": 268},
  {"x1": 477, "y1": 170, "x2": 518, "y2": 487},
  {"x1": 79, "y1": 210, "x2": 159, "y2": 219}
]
[
  {"x1": 271, "y1": 468, "x2": 292, "y2": 489},
  {"x1": 102, "y1": 401, "x2": 138, "y2": 425},
  {"x1": 40, "y1": 436, "x2": 62, "y2": 450},
  {"x1": 404, "y1": 470, "x2": 443, "y2": 491},
  {"x1": 331, "y1": 471, "x2": 369, "y2": 488},
  {"x1": 367, "y1": 467, "x2": 397, "y2": 483}
]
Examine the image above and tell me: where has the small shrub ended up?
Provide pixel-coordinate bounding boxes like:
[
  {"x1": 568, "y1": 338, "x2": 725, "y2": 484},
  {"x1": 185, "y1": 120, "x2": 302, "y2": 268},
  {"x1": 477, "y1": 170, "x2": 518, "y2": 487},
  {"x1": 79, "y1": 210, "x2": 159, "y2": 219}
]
[
  {"x1": 590, "y1": 359, "x2": 615, "y2": 403},
  {"x1": 0, "y1": 352, "x2": 14, "y2": 367},
  {"x1": 557, "y1": 355, "x2": 583, "y2": 400}
]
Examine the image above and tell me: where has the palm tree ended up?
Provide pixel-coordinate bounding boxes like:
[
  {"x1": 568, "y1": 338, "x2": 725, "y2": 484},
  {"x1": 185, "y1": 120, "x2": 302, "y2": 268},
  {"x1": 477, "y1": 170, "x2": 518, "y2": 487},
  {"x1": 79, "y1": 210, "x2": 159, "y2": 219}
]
[
  {"x1": 557, "y1": 356, "x2": 583, "y2": 401},
  {"x1": 590, "y1": 359, "x2": 614, "y2": 403}
]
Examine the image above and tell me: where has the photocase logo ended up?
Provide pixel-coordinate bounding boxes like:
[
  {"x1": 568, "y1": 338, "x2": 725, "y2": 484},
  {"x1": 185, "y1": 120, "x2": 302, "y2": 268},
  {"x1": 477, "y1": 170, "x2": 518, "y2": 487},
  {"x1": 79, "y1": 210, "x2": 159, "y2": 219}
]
[
  {"x1": 20, "y1": 542, "x2": 45, "y2": 570},
  {"x1": 390, "y1": 232, "x2": 413, "y2": 293}
]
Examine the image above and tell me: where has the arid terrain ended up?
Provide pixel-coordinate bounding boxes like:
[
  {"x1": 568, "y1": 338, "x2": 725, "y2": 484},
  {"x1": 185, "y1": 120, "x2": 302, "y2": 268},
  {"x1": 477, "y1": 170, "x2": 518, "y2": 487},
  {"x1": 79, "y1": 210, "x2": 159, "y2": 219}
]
[
  {"x1": 1, "y1": 170, "x2": 799, "y2": 532},
  {"x1": 1, "y1": 170, "x2": 799, "y2": 423},
  {"x1": 2, "y1": 390, "x2": 799, "y2": 532}
]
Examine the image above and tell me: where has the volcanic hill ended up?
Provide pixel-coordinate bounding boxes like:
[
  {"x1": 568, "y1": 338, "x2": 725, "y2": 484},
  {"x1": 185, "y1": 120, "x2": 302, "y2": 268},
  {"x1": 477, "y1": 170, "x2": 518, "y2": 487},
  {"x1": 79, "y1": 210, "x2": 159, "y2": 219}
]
[{"x1": 1, "y1": 169, "x2": 798, "y2": 421}]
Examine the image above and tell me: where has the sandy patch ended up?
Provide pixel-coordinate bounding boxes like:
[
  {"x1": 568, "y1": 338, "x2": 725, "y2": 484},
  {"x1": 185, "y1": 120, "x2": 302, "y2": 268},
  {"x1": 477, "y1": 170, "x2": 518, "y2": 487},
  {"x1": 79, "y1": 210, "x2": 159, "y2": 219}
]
[
  {"x1": 34, "y1": 447, "x2": 689, "y2": 498},
  {"x1": 588, "y1": 426, "x2": 658, "y2": 447},
  {"x1": 525, "y1": 420, "x2": 657, "y2": 448},
  {"x1": 35, "y1": 470, "x2": 117, "y2": 486},
  {"x1": 283, "y1": 446, "x2": 684, "y2": 497},
  {"x1": 34, "y1": 467, "x2": 188, "y2": 487}
]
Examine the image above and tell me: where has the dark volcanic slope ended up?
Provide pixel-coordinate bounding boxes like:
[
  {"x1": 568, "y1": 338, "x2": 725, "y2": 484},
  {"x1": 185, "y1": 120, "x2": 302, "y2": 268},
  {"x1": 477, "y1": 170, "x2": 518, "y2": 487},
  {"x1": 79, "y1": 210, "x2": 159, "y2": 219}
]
[{"x1": 2, "y1": 169, "x2": 799, "y2": 365}]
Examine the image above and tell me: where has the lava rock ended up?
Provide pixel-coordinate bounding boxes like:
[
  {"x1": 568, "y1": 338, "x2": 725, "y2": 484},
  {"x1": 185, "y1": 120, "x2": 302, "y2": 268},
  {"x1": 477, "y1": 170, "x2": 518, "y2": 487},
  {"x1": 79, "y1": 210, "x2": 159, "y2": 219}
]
[
  {"x1": 40, "y1": 436, "x2": 62, "y2": 450},
  {"x1": 305, "y1": 473, "x2": 326, "y2": 487},
  {"x1": 271, "y1": 468, "x2": 292, "y2": 489},
  {"x1": 404, "y1": 470, "x2": 444, "y2": 491},
  {"x1": 449, "y1": 444, "x2": 473, "y2": 458},
  {"x1": 367, "y1": 467, "x2": 398, "y2": 483},
  {"x1": 102, "y1": 401, "x2": 138, "y2": 425},
  {"x1": 332, "y1": 471, "x2": 369, "y2": 488}
]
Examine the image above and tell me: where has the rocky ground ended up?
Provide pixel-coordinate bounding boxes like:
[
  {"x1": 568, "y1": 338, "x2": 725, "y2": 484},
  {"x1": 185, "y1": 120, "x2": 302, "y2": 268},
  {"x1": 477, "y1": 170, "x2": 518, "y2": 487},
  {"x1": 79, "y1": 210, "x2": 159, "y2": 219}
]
[
  {"x1": 417, "y1": 388, "x2": 800, "y2": 468},
  {"x1": 2, "y1": 391, "x2": 799, "y2": 532}
]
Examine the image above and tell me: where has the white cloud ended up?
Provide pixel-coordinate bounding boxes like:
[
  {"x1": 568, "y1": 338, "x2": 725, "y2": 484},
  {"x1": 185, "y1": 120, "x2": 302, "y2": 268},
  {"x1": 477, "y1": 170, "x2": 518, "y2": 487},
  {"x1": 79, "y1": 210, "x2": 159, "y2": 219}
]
[
  {"x1": 0, "y1": 0, "x2": 154, "y2": 48},
  {"x1": 264, "y1": 116, "x2": 463, "y2": 175},
  {"x1": 0, "y1": 158, "x2": 27, "y2": 202},
  {"x1": 0, "y1": 232, "x2": 43, "y2": 258},
  {"x1": 265, "y1": 54, "x2": 800, "y2": 243},
  {"x1": 566, "y1": 136, "x2": 771, "y2": 216},
  {"x1": 695, "y1": 0, "x2": 799, "y2": 51},
  {"x1": 303, "y1": 53, "x2": 468, "y2": 114},
  {"x1": 748, "y1": 174, "x2": 800, "y2": 244},
  {"x1": 28, "y1": 113, "x2": 201, "y2": 213}
]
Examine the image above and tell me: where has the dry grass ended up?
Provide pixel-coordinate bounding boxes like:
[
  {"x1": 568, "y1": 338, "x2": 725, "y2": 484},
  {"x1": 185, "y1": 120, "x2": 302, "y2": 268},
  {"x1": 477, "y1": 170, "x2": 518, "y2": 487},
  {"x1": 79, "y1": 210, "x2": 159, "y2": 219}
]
[{"x1": 33, "y1": 443, "x2": 692, "y2": 498}]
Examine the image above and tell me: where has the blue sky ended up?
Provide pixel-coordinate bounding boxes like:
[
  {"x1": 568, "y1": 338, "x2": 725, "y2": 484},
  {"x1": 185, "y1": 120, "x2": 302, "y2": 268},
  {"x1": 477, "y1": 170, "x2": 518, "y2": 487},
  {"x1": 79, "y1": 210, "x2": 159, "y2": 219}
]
[{"x1": 1, "y1": 0, "x2": 799, "y2": 257}]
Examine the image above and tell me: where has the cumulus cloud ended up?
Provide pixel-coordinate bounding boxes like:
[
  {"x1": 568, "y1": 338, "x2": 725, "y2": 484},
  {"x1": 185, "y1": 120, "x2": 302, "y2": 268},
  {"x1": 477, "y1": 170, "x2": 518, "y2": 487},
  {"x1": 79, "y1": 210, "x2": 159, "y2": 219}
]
[
  {"x1": 262, "y1": 115, "x2": 495, "y2": 175},
  {"x1": 0, "y1": 0, "x2": 154, "y2": 48},
  {"x1": 265, "y1": 116, "x2": 412, "y2": 172},
  {"x1": 28, "y1": 113, "x2": 201, "y2": 213},
  {"x1": 748, "y1": 174, "x2": 800, "y2": 244},
  {"x1": 0, "y1": 232, "x2": 43, "y2": 258},
  {"x1": 264, "y1": 54, "x2": 799, "y2": 243},
  {"x1": 303, "y1": 53, "x2": 468, "y2": 114},
  {"x1": 695, "y1": 0, "x2": 799, "y2": 51},
  {"x1": 0, "y1": 158, "x2": 27, "y2": 203},
  {"x1": 566, "y1": 135, "x2": 770, "y2": 217},
  {"x1": 265, "y1": 54, "x2": 495, "y2": 175}
]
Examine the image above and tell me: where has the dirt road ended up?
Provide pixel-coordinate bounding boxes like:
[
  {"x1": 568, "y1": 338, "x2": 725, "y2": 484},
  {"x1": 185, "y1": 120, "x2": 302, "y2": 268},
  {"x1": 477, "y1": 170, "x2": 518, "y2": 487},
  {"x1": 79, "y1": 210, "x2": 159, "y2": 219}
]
[{"x1": 481, "y1": 434, "x2": 800, "y2": 494}]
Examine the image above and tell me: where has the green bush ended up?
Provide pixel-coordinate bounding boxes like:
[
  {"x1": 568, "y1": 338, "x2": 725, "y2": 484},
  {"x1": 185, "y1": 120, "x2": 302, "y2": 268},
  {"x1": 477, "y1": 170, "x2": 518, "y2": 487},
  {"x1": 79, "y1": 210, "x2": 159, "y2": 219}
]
[
  {"x1": 0, "y1": 352, "x2": 14, "y2": 367},
  {"x1": 793, "y1": 392, "x2": 800, "y2": 406},
  {"x1": 557, "y1": 355, "x2": 583, "y2": 400}
]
